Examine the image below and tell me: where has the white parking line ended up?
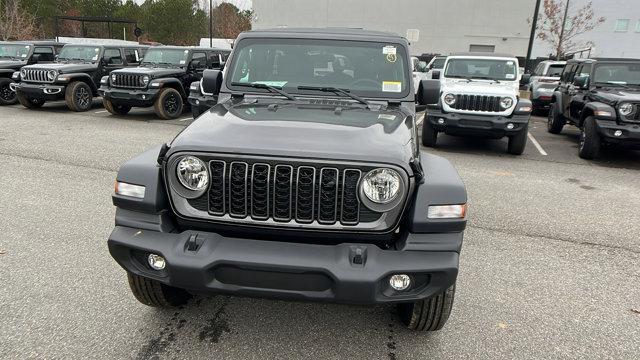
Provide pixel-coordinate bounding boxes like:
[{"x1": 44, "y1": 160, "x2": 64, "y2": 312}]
[
  {"x1": 527, "y1": 132, "x2": 548, "y2": 156},
  {"x1": 178, "y1": 117, "x2": 192, "y2": 122},
  {"x1": 416, "y1": 114, "x2": 424, "y2": 126},
  {"x1": 94, "y1": 110, "x2": 108, "y2": 114}
]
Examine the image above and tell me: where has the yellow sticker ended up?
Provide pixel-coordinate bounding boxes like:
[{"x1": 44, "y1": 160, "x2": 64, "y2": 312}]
[
  {"x1": 386, "y1": 53, "x2": 397, "y2": 63},
  {"x1": 382, "y1": 81, "x2": 402, "y2": 92}
]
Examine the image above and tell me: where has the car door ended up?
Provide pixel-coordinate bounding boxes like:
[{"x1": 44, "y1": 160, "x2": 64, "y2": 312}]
[
  {"x1": 558, "y1": 63, "x2": 577, "y2": 118},
  {"x1": 569, "y1": 64, "x2": 592, "y2": 121}
]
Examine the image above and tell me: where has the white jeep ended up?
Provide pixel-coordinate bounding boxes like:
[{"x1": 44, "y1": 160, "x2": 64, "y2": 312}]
[{"x1": 420, "y1": 53, "x2": 532, "y2": 155}]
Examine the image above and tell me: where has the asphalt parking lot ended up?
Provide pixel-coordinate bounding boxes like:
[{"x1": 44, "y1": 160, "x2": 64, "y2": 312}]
[{"x1": 1, "y1": 101, "x2": 639, "y2": 360}]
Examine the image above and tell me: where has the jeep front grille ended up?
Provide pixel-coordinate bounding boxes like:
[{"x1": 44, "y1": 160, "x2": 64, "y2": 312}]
[
  {"x1": 451, "y1": 94, "x2": 502, "y2": 112},
  {"x1": 171, "y1": 155, "x2": 408, "y2": 231},
  {"x1": 22, "y1": 69, "x2": 53, "y2": 83},
  {"x1": 111, "y1": 73, "x2": 145, "y2": 88}
]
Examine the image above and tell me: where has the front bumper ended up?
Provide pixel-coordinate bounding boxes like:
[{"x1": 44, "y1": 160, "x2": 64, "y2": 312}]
[
  {"x1": 99, "y1": 86, "x2": 160, "y2": 107},
  {"x1": 108, "y1": 225, "x2": 459, "y2": 304},
  {"x1": 426, "y1": 107, "x2": 530, "y2": 138},
  {"x1": 14, "y1": 82, "x2": 66, "y2": 101},
  {"x1": 596, "y1": 119, "x2": 640, "y2": 146}
]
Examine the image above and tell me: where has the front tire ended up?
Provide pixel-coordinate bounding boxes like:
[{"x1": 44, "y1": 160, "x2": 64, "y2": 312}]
[
  {"x1": 103, "y1": 98, "x2": 132, "y2": 115},
  {"x1": 0, "y1": 78, "x2": 18, "y2": 105},
  {"x1": 421, "y1": 118, "x2": 438, "y2": 147},
  {"x1": 547, "y1": 103, "x2": 565, "y2": 134},
  {"x1": 17, "y1": 91, "x2": 44, "y2": 109},
  {"x1": 507, "y1": 125, "x2": 528, "y2": 155},
  {"x1": 65, "y1": 81, "x2": 93, "y2": 112},
  {"x1": 397, "y1": 284, "x2": 456, "y2": 331},
  {"x1": 127, "y1": 272, "x2": 192, "y2": 307},
  {"x1": 154, "y1": 88, "x2": 184, "y2": 119},
  {"x1": 578, "y1": 116, "x2": 601, "y2": 160}
]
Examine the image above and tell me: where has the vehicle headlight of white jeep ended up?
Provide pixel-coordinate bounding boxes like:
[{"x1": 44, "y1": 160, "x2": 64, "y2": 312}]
[
  {"x1": 500, "y1": 97, "x2": 514, "y2": 109},
  {"x1": 443, "y1": 93, "x2": 456, "y2": 106},
  {"x1": 619, "y1": 102, "x2": 634, "y2": 116}
]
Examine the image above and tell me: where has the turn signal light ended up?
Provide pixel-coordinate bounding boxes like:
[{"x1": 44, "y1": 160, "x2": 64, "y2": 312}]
[{"x1": 427, "y1": 204, "x2": 468, "y2": 219}]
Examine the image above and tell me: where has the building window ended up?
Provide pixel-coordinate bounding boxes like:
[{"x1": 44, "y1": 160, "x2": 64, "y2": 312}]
[
  {"x1": 469, "y1": 44, "x2": 495, "y2": 53},
  {"x1": 615, "y1": 19, "x2": 630, "y2": 32}
]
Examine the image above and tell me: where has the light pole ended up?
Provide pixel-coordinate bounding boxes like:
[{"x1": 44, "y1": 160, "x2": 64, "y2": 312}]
[
  {"x1": 209, "y1": 0, "x2": 213, "y2": 47},
  {"x1": 525, "y1": 0, "x2": 542, "y2": 73},
  {"x1": 557, "y1": 0, "x2": 571, "y2": 59}
]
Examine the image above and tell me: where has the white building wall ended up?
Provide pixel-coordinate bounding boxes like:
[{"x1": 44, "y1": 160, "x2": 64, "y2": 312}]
[
  {"x1": 532, "y1": 0, "x2": 640, "y2": 58},
  {"x1": 252, "y1": 0, "x2": 536, "y2": 57}
]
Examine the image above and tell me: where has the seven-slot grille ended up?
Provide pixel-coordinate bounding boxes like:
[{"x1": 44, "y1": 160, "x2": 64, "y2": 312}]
[
  {"x1": 111, "y1": 73, "x2": 145, "y2": 88},
  {"x1": 450, "y1": 94, "x2": 502, "y2": 112},
  {"x1": 22, "y1": 69, "x2": 53, "y2": 83},
  {"x1": 199, "y1": 159, "x2": 368, "y2": 225}
]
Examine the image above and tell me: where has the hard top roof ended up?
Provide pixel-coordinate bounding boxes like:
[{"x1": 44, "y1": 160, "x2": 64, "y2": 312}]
[
  {"x1": 448, "y1": 52, "x2": 516, "y2": 58},
  {"x1": 1, "y1": 40, "x2": 63, "y2": 46},
  {"x1": 148, "y1": 45, "x2": 230, "y2": 52},
  {"x1": 237, "y1": 27, "x2": 407, "y2": 43},
  {"x1": 567, "y1": 57, "x2": 640, "y2": 63},
  {"x1": 62, "y1": 43, "x2": 146, "y2": 49}
]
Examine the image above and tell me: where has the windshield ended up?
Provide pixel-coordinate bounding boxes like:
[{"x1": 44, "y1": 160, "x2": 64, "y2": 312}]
[
  {"x1": 0, "y1": 44, "x2": 31, "y2": 60},
  {"x1": 593, "y1": 63, "x2": 640, "y2": 86},
  {"x1": 141, "y1": 48, "x2": 189, "y2": 66},
  {"x1": 546, "y1": 64, "x2": 565, "y2": 77},
  {"x1": 431, "y1": 57, "x2": 446, "y2": 69},
  {"x1": 444, "y1": 58, "x2": 518, "y2": 81},
  {"x1": 58, "y1": 46, "x2": 101, "y2": 62},
  {"x1": 227, "y1": 38, "x2": 410, "y2": 98}
]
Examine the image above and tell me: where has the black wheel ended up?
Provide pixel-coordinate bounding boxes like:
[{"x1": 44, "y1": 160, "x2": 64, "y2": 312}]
[
  {"x1": 127, "y1": 272, "x2": 192, "y2": 307},
  {"x1": 547, "y1": 103, "x2": 565, "y2": 134},
  {"x1": 17, "y1": 91, "x2": 44, "y2": 109},
  {"x1": 421, "y1": 118, "x2": 438, "y2": 147},
  {"x1": 578, "y1": 116, "x2": 601, "y2": 160},
  {"x1": 154, "y1": 88, "x2": 183, "y2": 119},
  {"x1": 65, "y1": 81, "x2": 93, "y2": 112},
  {"x1": 0, "y1": 78, "x2": 18, "y2": 105},
  {"x1": 103, "y1": 98, "x2": 132, "y2": 115},
  {"x1": 397, "y1": 285, "x2": 456, "y2": 331},
  {"x1": 507, "y1": 125, "x2": 528, "y2": 155}
]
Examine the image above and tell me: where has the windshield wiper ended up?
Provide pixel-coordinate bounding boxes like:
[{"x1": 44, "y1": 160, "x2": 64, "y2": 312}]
[
  {"x1": 595, "y1": 81, "x2": 630, "y2": 89},
  {"x1": 470, "y1": 76, "x2": 501, "y2": 83},
  {"x1": 230, "y1": 82, "x2": 298, "y2": 101},
  {"x1": 297, "y1": 85, "x2": 369, "y2": 106}
]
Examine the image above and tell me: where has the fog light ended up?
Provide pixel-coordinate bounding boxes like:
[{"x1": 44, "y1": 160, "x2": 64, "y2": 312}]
[
  {"x1": 437, "y1": 118, "x2": 445, "y2": 125},
  {"x1": 389, "y1": 274, "x2": 411, "y2": 291},
  {"x1": 148, "y1": 254, "x2": 166, "y2": 270},
  {"x1": 195, "y1": 100, "x2": 200, "y2": 105},
  {"x1": 141, "y1": 95, "x2": 147, "y2": 100},
  {"x1": 506, "y1": 123, "x2": 515, "y2": 130},
  {"x1": 614, "y1": 130, "x2": 623, "y2": 137}
]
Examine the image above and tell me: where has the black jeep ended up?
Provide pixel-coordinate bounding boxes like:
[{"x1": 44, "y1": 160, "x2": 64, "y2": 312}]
[
  {"x1": 99, "y1": 47, "x2": 229, "y2": 119},
  {"x1": 548, "y1": 58, "x2": 640, "y2": 159},
  {"x1": 0, "y1": 41, "x2": 64, "y2": 105},
  {"x1": 108, "y1": 28, "x2": 468, "y2": 331},
  {"x1": 14, "y1": 44, "x2": 146, "y2": 111}
]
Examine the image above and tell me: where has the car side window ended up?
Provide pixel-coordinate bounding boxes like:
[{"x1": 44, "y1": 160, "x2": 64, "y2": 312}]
[
  {"x1": 123, "y1": 49, "x2": 138, "y2": 64},
  {"x1": 578, "y1": 64, "x2": 592, "y2": 79},
  {"x1": 209, "y1": 52, "x2": 222, "y2": 69},
  {"x1": 103, "y1": 48, "x2": 123, "y2": 65},
  {"x1": 33, "y1": 47, "x2": 55, "y2": 62},
  {"x1": 561, "y1": 64, "x2": 577, "y2": 83},
  {"x1": 533, "y1": 63, "x2": 544, "y2": 76},
  {"x1": 191, "y1": 52, "x2": 207, "y2": 69}
]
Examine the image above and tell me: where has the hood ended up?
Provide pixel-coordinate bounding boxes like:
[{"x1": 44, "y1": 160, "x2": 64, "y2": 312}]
[
  {"x1": 441, "y1": 78, "x2": 519, "y2": 96},
  {"x1": 22, "y1": 62, "x2": 97, "y2": 74},
  {"x1": 168, "y1": 100, "x2": 416, "y2": 172},
  {"x1": 591, "y1": 88, "x2": 640, "y2": 105},
  {"x1": 0, "y1": 60, "x2": 25, "y2": 70},
  {"x1": 113, "y1": 66, "x2": 185, "y2": 78}
]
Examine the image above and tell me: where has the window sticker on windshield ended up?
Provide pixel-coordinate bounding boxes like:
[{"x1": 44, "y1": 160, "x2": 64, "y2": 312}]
[
  {"x1": 378, "y1": 114, "x2": 397, "y2": 121},
  {"x1": 92, "y1": 55, "x2": 98, "y2": 61},
  {"x1": 506, "y1": 61, "x2": 514, "y2": 66},
  {"x1": 179, "y1": 60, "x2": 186, "y2": 64},
  {"x1": 382, "y1": 81, "x2": 402, "y2": 92},
  {"x1": 21, "y1": 54, "x2": 27, "y2": 57},
  {"x1": 184, "y1": 50, "x2": 189, "y2": 53},
  {"x1": 25, "y1": 46, "x2": 30, "y2": 48},
  {"x1": 253, "y1": 81, "x2": 288, "y2": 88},
  {"x1": 386, "y1": 53, "x2": 397, "y2": 63},
  {"x1": 382, "y1": 46, "x2": 396, "y2": 55},
  {"x1": 94, "y1": 48, "x2": 100, "y2": 52},
  {"x1": 505, "y1": 73, "x2": 515, "y2": 79}
]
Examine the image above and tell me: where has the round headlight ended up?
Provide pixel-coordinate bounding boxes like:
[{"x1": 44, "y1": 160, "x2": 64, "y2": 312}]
[
  {"x1": 141, "y1": 75, "x2": 150, "y2": 86},
  {"x1": 361, "y1": 168, "x2": 401, "y2": 204},
  {"x1": 500, "y1": 97, "x2": 514, "y2": 109},
  {"x1": 176, "y1": 156, "x2": 209, "y2": 191},
  {"x1": 111, "y1": 73, "x2": 117, "y2": 82},
  {"x1": 47, "y1": 70, "x2": 57, "y2": 81},
  {"x1": 619, "y1": 102, "x2": 634, "y2": 116},
  {"x1": 443, "y1": 93, "x2": 456, "y2": 106}
]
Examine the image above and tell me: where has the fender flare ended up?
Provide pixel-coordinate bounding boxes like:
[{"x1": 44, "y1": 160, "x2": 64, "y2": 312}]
[
  {"x1": 153, "y1": 77, "x2": 187, "y2": 98},
  {"x1": 61, "y1": 73, "x2": 99, "y2": 92},
  {"x1": 581, "y1": 101, "x2": 616, "y2": 125}
]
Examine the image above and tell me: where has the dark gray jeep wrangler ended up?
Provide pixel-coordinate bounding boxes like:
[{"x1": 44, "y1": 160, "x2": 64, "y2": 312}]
[{"x1": 108, "y1": 28, "x2": 467, "y2": 331}]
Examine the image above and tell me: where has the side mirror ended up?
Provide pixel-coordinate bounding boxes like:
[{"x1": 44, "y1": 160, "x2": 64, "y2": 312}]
[
  {"x1": 573, "y1": 75, "x2": 589, "y2": 89},
  {"x1": 201, "y1": 69, "x2": 223, "y2": 95},
  {"x1": 189, "y1": 59, "x2": 202, "y2": 70},
  {"x1": 417, "y1": 79, "x2": 441, "y2": 105},
  {"x1": 521, "y1": 74, "x2": 531, "y2": 86},
  {"x1": 431, "y1": 70, "x2": 441, "y2": 80}
]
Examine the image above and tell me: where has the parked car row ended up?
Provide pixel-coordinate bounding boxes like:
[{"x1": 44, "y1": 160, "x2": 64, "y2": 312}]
[{"x1": 1, "y1": 40, "x2": 230, "y2": 119}]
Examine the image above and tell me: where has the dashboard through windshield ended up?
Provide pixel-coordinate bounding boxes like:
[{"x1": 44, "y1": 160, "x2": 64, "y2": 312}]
[
  {"x1": 444, "y1": 58, "x2": 518, "y2": 81},
  {"x1": 227, "y1": 38, "x2": 410, "y2": 98}
]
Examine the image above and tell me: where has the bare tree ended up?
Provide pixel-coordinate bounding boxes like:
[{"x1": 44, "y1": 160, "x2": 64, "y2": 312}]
[
  {"x1": 534, "y1": 0, "x2": 605, "y2": 58},
  {"x1": 211, "y1": 2, "x2": 253, "y2": 39},
  {"x1": 0, "y1": 0, "x2": 39, "y2": 40}
]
